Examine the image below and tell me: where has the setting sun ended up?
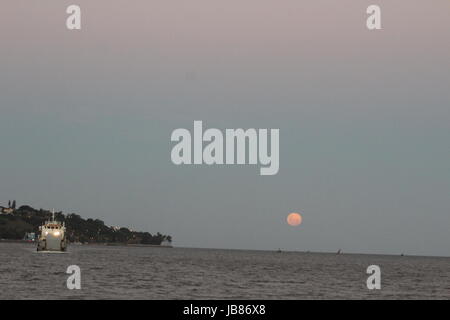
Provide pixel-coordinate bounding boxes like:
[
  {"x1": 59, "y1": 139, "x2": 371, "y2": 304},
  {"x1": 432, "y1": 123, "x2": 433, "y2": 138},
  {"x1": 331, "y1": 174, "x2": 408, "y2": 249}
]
[{"x1": 287, "y1": 213, "x2": 303, "y2": 226}]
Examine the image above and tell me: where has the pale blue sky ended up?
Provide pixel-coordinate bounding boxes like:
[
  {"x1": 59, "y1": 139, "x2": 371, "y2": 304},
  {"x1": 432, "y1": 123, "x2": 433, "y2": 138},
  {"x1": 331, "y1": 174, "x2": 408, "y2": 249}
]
[{"x1": 1, "y1": 0, "x2": 449, "y2": 255}]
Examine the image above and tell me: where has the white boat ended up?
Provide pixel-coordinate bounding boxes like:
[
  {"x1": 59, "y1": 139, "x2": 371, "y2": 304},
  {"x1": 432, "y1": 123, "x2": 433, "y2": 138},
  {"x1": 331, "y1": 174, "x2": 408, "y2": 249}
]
[{"x1": 37, "y1": 210, "x2": 67, "y2": 252}]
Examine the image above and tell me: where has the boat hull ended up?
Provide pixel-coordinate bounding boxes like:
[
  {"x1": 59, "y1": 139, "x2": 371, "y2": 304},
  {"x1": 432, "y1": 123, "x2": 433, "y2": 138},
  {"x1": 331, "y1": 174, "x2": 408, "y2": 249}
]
[{"x1": 37, "y1": 234, "x2": 67, "y2": 252}]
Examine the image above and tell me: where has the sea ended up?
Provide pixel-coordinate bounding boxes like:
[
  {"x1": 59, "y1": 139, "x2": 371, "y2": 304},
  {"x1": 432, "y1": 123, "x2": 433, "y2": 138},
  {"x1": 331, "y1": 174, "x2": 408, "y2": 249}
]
[{"x1": 1, "y1": 242, "x2": 449, "y2": 299}]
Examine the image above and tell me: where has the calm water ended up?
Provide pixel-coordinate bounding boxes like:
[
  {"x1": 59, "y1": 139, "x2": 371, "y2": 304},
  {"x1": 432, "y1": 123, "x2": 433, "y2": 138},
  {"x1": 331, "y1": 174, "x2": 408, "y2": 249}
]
[{"x1": 1, "y1": 242, "x2": 449, "y2": 299}]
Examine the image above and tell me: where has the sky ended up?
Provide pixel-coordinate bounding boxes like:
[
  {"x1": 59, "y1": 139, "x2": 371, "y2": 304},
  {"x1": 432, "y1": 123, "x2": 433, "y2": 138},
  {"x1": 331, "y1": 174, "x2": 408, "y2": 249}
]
[{"x1": 1, "y1": 0, "x2": 449, "y2": 256}]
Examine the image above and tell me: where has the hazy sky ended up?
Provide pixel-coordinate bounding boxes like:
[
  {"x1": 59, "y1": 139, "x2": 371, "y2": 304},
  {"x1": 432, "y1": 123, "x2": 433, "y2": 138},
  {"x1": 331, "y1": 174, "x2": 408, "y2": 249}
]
[{"x1": 1, "y1": 1, "x2": 449, "y2": 256}]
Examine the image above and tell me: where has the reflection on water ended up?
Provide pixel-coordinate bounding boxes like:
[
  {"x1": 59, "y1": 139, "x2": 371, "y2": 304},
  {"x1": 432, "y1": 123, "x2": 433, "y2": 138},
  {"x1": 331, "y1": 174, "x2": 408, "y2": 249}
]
[{"x1": 1, "y1": 243, "x2": 449, "y2": 299}]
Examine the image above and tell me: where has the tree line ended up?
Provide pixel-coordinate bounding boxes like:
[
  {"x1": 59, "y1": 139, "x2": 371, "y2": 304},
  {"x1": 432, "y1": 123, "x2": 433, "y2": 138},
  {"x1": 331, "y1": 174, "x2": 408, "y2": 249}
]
[{"x1": 0, "y1": 204, "x2": 172, "y2": 245}]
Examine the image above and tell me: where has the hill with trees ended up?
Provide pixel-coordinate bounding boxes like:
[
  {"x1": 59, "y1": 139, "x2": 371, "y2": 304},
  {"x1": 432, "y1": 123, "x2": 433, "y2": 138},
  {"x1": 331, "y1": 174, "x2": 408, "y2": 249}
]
[{"x1": 0, "y1": 203, "x2": 172, "y2": 245}]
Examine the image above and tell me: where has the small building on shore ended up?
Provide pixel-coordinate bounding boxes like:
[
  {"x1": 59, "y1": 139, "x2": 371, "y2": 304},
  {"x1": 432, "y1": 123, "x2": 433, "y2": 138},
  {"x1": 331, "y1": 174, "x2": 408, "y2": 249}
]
[
  {"x1": 0, "y1": 207, "x2": 14, "y2": 214},
  {"x1": 24, "y1": 232, "x2": 36, "y2": 241},
  {"x1": 161, "y1": 239, "x2": 173, "y2": 247}
]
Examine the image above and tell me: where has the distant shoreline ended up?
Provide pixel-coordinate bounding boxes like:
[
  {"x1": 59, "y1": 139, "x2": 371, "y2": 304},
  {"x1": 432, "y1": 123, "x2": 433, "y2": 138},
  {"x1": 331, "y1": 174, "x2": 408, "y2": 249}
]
[
  {"x1": 0, "y1": 239, "x2": 33, "y2": 244},
  {"x1": 105, "y1": 243, "x2": 173, "y2": 248},
  {"x1": 2, "y1": 240, "x2": 448, "y2": 258},
  {"x1": 0, "y1": 239, "x2": 172, "y2": 248},
  {"x1": 172, "y1": 246, "x2": 450, "y2": 259}
]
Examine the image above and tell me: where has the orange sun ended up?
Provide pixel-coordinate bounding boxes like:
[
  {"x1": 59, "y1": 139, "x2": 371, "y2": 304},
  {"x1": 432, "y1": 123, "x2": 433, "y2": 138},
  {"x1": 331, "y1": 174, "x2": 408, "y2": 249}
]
[{"x1": 287, "y1": 212, "x2": 303, "y2": 226}]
